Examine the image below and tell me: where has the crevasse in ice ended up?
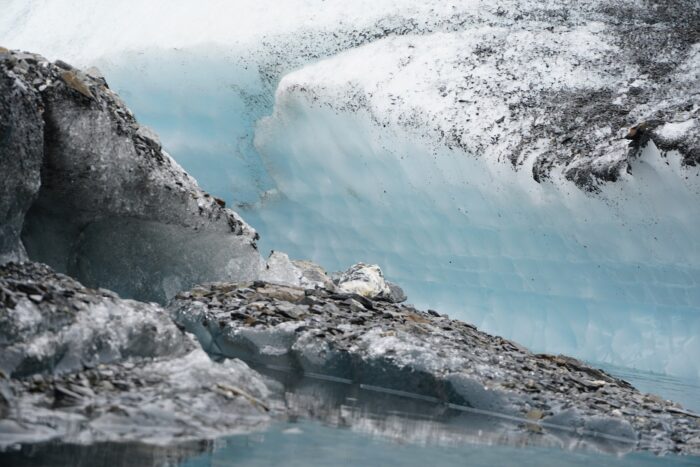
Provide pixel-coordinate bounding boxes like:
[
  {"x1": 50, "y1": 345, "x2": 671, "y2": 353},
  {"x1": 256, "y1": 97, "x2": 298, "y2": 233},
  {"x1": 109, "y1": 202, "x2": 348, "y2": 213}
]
[{"x1": 1, "y1": 0, "x2": 698, "y2": 379}]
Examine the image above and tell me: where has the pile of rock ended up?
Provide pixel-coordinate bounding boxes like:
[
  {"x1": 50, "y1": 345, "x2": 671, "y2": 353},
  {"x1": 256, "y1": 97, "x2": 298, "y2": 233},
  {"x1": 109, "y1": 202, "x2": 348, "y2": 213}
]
[
  {"x1": 169, "y1": 275, "x2": 700, "y2": 455},
  {"x1": 0, "y1": 262, "x2": 273, "y2": 449}
]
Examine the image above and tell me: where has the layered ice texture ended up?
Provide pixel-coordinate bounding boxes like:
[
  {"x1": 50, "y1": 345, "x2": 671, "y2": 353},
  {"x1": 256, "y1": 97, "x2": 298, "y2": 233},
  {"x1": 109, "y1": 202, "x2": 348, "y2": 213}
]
[{"x1": 2, "y1": 0, "x2": 699, "y2": 380}]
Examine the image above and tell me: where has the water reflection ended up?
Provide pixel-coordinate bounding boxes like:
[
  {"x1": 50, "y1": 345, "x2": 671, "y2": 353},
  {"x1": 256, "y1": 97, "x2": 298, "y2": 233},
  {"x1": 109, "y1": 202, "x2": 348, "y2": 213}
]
[
  {"x1": 2, "y1": 365, "x2": 697, "y2": 466},
  {"x1": 265, "y1": 365, "x2": 638, "y2": 455},
  {"x1": 182, "y1": 421, "x2": 698, "y2": 467}
]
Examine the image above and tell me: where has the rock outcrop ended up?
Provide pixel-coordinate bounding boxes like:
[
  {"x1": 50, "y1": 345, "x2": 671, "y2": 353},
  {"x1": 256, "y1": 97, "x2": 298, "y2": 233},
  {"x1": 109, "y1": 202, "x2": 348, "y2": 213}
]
[
  {"x1": 0, "y1": 49, "x2": 264, "y2": 302},
  {"x1": 260, "y1": 251, "x2": 336, "y2": 291},
  {"x1": 169, "y1": 278, "x2": 700, "y2": 456},
  {"x1": 0, "y1": 262, "x2": 272, "y2": 448},
  {"x1": 0, "y1": 50, "x2": 43, "y2": 264},
  {"x1": 260, "y1": 255, "x2": 406, "y2": 303},
  {"x1": 0, "y1": 262, "x2": 187, "y2": 378}
]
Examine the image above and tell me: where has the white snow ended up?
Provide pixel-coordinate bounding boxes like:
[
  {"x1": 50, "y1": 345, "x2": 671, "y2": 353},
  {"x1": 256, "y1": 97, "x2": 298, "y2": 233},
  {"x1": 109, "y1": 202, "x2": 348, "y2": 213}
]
[
  {"x1": 657, "y1": 120, "x2": 696, "y2": 141},
  {"x1": 0, "y1": 0, "x2": 480, "y2": 64}
]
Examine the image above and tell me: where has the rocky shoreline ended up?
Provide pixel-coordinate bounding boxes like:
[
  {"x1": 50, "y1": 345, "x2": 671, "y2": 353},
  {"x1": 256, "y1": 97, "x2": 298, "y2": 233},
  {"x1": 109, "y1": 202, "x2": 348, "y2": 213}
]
[
  {"x1": 169, "y1": 277, "x2": 700, "y2": 455},
  {"x1": 1, "y1": 261, "x2": 699, "y2": 456}
]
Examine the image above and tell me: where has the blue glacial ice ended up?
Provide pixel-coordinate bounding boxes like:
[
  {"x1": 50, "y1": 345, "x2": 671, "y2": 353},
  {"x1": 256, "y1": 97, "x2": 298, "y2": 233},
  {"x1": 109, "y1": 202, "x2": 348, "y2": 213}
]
[
  {"x1": 253, "y1": 102, "x2": 700, "y2": 379},
  {"x1": 1, "y1": 0, "x2": 698, "y2": 383}
]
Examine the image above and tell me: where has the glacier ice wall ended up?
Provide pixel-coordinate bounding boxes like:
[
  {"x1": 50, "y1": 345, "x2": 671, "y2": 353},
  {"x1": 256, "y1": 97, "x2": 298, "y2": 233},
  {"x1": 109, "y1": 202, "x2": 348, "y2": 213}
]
[
  {"x1": 1, "y1": 0, "x2": 699, "y2": 379},
  {"x1": 251, "y1": 24, "x2": 699, "y2": 378},
  {"x1": 255, "y1": 100, "x2": 700, "y2": 378}
]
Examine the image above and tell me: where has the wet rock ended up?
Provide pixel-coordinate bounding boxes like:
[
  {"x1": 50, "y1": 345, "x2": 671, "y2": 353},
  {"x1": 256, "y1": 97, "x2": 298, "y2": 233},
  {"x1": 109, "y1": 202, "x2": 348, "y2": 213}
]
[
  {"x1": 170, "y1": 279, "x2": 700, "y2": 455},
  {"x1": 0, "y1": 379, "x2": 10, "y2": 419},
  {"x1": 0, "y1": 58, "x2": 43, "y2": 263},
  {"x1": 385, "y1": 281, "x2": 407, "y2": 303},
  {"x1": 135, "y1": 124, "x2": 162, "y2": 150},
  {"x1": 0, "y1": 262, "x2": 274, "y2": 448},
  {"x1": 0, "y1": 262, "x2": 189, "y2": 378}
]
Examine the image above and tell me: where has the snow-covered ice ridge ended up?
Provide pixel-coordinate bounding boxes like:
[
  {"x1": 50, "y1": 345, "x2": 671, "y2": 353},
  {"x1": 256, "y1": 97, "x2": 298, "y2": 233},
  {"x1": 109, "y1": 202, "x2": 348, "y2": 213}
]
[
  {"x1": 2, "y1": 1, "x2": 697, "y2": 182},
  {"x1": 2, "y1": 1, "x2": 698, "y2": 378}
]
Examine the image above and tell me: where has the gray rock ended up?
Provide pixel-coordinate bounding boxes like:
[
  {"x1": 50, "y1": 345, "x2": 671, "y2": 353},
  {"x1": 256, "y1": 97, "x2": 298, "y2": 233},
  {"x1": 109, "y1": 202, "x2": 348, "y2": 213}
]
[
  {"x1": 260, "y1": 251, "x2": 335, "y2": 291},
  {"x1": 0, "y1": 262, "x2": 274, "y2": 448},
  {"x1": 169, "y1": 280, "x2": 700, "y2": 456},
  {"x1": 336, "y1": 263, "x2": 390, "y2": 299},
  {"x1": 53, "y1": 59, "x2": 73, "y2": 70},
  {"x1": 292, "y1": 259, "x2": 336, "y2": 291},
  {"x1": 0, "y1": 63, "x2": 43, "y2": 263},
  {"x1": 0, "y1": 262, "x2": 189, "y2": 378},
  {"x1": 135, "y1": 124, "x2": 162, "y2": 149},
  {"x1": 260, "y1": 251, "x2": 302, "y2": 286},
  {"x1": 385, "y1": 281, "x2": 407, "y2": 303},
  {"x1": 84, "y1": 65, "x2": 105, "y2": 81},
  {"x1": 335, "y1": 263, "x2": 406, "y2": 302},
  {"x1": 0, "y1": 50, "x2": 265, "y2": 302}
]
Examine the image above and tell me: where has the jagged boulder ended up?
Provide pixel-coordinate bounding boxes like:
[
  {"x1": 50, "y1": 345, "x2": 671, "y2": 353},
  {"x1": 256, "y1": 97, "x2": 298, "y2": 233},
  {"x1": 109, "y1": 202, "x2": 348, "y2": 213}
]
[
  {"x1": 0, "y1": 262, "x2": 188, "y2": 378},
  {"x1": 259, "y1": 257, "x2": 407, "y2": 302},
  {"x1": 260, "y1": 251, "x2": 336, "y2": 290},
  {"x1": 0, "y1": 50, "x2": 264, "y2": 302}
]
